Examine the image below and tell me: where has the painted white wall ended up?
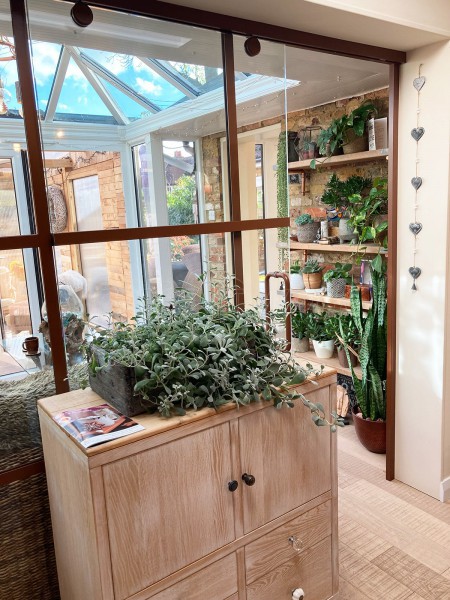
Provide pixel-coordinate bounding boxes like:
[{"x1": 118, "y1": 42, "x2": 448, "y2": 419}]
[
  {"x1": 304, "y1": 0, "x2": 450, "y2": 37},
  {"x1": 396, "y1": 40, "x2": 450, "y2": 499}
]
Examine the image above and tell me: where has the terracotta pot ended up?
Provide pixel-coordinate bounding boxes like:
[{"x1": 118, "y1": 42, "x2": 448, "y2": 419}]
[
  {"x1": 344, "y1": 284, "x2": 371, "y2": 302},
  {"x1": 303, "y1": 272, "x2": 322, "y2": 289},
  {"x1": 353, "y1": 412, "x2": 386, "y2": 454},
  {"x1": 337, "y1": 347, "x2": 358, "y2": 368}
]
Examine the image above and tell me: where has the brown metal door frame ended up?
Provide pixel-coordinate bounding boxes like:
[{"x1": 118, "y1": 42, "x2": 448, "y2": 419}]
[{"x1": 2, "y1": 0, "x2": 401, "y2": 486}]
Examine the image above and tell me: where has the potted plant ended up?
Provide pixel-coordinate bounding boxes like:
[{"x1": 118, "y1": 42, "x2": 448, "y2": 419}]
[
  {"x1": 334, "y1": 314, "x2": 360, "y2": 368},
  {"x1": 306, "y1": 312, "x2": 334, "y2": 359},
  {"x1": 311, "y1": 101, "x2": 377, "y2": 168},
  {"x1": 320, "y1": 174, "x2": 372, "y2": 243},
  {"x1": 290, "y1": 260, "x2": 304, "y2": 290},
  {"x1": 302, "y1": 257, "x2": 324, "y2": 289},
  {"x1": 294, "y1": 213, "x2": 320, "y2": 243},
  {"x1": 323, "y1": 262, "x2": 353, "y2": 298},
  {"x1": 343, "y1": 261, "x2": 387, "y2": 453},
  {"x1": 347, "y1": 177, "x2": 388, "y2": 246},
  {"x1": 291, "y1": 308, "x2": 310, "y2": 353}
]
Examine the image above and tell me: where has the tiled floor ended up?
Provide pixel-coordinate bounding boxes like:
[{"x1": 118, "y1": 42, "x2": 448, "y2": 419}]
[{"x1": 337, "y1": 422, "x2": 450, "y2": 599}]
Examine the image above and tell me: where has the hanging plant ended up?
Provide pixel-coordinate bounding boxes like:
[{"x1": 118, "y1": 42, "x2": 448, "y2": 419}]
[{"x1": 277, "y1": 131, "x2": 289, "y2": 270}]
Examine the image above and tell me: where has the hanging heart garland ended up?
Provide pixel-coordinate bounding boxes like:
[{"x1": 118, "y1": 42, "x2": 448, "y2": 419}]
[{"x1": 409, "y1": 65, "x2": 425, "y2": 291}]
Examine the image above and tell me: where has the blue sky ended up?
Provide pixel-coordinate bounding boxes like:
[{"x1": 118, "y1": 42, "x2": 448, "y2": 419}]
[{"x1": 0, "y1": 40, "x2": 189, "y2": 120}]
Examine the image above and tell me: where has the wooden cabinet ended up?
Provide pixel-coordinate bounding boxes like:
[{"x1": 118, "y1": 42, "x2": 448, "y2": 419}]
[{"x1": 38, "y1": 369, "x2": 338, "y2": 600}]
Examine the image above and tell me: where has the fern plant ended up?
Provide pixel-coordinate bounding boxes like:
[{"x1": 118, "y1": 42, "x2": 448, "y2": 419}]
[{"x1": 343, "y1": 260, "x2": 387, "y2": 420}]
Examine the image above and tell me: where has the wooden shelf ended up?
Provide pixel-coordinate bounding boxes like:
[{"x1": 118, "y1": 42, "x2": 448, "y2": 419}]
[
  {"x1": 288, "y1": 148, "x2": 388, "y2": 172},
  {"x1": 278, "y1": 241, "x2": 383, "y2": 254},
  {"x1": 290, "y1": 289, "x2": 372, "y2": 311},
  {"x1": 293, "y1": 349, "x2": 362, "y2": 379}
]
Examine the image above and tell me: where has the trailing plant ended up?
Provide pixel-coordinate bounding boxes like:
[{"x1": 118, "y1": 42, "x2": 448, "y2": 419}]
[
  {"x1": 320, "y1": 173, "x2": 372, "y2": 215},
  {"x1": 276, "y1": 131, "x2": 289, "y2": 269},
  {"x1": 347, "y1": 177, "x2": 388, "y2": 246},
  {"x1": 323, "y1": 262, "x2": 353, "y2": 283},
  {"x1": 302, "y1": 258, "x2": 323, "y2": 274},
  {"x1": 290, "y1": 260, "x2": 303, "y2": 275},
  {"x1": 295, "y1": 213, "x2": 314, "y2": 226},
  {"x1": 343, "y1": 260, "x2": 387, "y2": 421},
  {"x1": 86, "y1": 294, "x2": 343, "y2": 429},
  {"x1": 311, "y1": 101, "x2": 377, "y2": 168}
]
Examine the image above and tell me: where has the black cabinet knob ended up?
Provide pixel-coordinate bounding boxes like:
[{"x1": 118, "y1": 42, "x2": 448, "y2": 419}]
[
  {"x1": 242, "y1": 473, "x2": 256, "y2": 486},
  {"x1": 228, "y1": 480, "x2": 239, "y2": 492}
]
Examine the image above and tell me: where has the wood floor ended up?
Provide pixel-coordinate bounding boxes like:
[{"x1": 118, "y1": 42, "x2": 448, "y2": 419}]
[{"x1": 337, "y1": 422, "x2": 450, "y2": 600}]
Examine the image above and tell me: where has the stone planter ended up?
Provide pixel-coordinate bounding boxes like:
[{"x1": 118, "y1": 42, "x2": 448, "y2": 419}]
[
  {"x1": 312, "y1": 339, "x2": 334, "y2": 359},
  {"x1": 303, "y1": 272, "x2": 322, "y2": 289},
  {"x1": 343, "y1": 129, "x2": 368, "y2": 154},
  {"x1": 291, "y1": 336, "x2": 309, "y2": 353},
  {"x1": 326, "y1": 278, "x2": 347, "y2": 298},
  {"x1": 290, "y1": 273, "x2": 305, "y2": 290},
  {"x1": 297, "y1": 222, "x2": 320, "y2": 243},
  {"x1": 353, "y1": 412, "x2": 386, "y2": 454},
  {"x1": 338, "y1": 218, "x2": 357, "y2": 244}
]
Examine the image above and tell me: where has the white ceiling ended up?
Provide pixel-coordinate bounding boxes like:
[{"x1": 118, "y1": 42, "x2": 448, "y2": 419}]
[{"x1": 156, "y1": 0, "x2": 449, "y2": 52}]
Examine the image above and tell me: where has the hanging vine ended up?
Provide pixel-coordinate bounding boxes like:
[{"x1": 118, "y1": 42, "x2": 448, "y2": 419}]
[{"x1": 277, "y1": 131, "x2": 289, "y2": 270}]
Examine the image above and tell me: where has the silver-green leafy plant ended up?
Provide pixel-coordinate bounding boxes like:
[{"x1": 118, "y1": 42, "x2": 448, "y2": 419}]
[{"x1": 86, "y1": 294, "x2": 343, "y2": 429}]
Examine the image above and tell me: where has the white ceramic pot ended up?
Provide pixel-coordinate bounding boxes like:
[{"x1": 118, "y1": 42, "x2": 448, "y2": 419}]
[
  {"x1": 312, "y1": 339, "x2": 335, "y2": 359},
  {"x1": 290, "y1": 273, "x2": 305, "y2": 290}
]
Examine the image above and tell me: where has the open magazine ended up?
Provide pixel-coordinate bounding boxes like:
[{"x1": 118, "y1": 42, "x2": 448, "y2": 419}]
[{"x1": 53, "y1": 404, "x2": 145, "y2": 448}]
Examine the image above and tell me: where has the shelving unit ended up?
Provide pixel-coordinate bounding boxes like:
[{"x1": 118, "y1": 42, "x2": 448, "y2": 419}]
[
  {"x1": 290, "y1": 289, "x2": 372, "y2": 311},
  {"x1": 288, "y1": 148, "x2": 389, "y2": 173},
  {"x1": 279, "y1": 241, "x2": 383, "y2": 254},
  {"x1": 294, "y1": 350, "x2": 362, "y2": 380}
]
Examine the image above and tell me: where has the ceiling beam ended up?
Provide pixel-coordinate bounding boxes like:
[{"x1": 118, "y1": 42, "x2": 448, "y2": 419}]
[
  {"x1": 45, "y1": 46, "x2": 70, "y2": 122},
  {"x1": 139, "y1": 58, "x2": 200, "y2": 99},
  {"x1": 66, "y1": 46, "x2": 129, "y2": 125},
  {"x1": 78, "y1": 51, "x2": 161, "y2": 113}
]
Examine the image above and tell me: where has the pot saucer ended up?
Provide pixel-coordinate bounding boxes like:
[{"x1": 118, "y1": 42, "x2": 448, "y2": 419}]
[{"x1": 24, "y1": 351, "x2": 41, "y2": 357}]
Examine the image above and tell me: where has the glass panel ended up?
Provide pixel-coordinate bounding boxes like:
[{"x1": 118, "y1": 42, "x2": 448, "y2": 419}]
[
  {"x1": 27, "y1": 3, "x2": 227, "y2": 231},
  {"x1": 231, "y1": 35, "x2": 289, "y2": 273},
  {"x1": 0, "y1": 158, "x2": 20, "y2": 236}
]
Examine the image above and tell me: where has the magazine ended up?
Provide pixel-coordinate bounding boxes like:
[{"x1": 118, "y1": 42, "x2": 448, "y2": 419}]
[{"x1": 53, "y1": 404, "x2": 145, "y2": 448}]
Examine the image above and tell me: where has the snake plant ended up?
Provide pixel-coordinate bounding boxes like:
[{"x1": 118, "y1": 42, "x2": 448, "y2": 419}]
[{"x1": 343, "y1": 260, "x2": 387, "y2": 420}]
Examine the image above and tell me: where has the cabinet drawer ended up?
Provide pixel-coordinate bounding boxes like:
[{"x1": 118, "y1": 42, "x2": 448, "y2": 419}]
[
  {"x1": 245, "y1": 500, "x2": 331, "y2": 584},
  {"x1": 147, "y1": 554, "x2": 238, "y2": 600},
  {"x1": 246, "y1": 536, "x2": 332, "y2": 600}
]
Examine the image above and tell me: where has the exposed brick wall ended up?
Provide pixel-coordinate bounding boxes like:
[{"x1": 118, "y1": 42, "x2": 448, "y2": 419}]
[{"x1": 45, "y1": 151, "x2": 134, "y2": 322}]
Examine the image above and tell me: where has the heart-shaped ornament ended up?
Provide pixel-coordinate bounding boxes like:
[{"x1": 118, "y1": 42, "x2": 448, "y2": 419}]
[
  {"x1": 413, "y1": 76, "x2": 426, "y2": 92},
  {"x1": 411, "y1": 127, "x2": 425, "y2": 142},
  {"x1": 409, "y1": 222, "x2": 422, "y2": 235},
  {"x1": 411, "y1": 177, "x2": 422, "y2": 190},
  {"x1": 409, "y1": 266, "x2": 422, "y2": 290}
]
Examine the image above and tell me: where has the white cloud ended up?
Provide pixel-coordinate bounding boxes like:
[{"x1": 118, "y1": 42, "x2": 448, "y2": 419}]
[
  {"x1": 135, "y1": 77, "x2": 162, "y2": 96},
  {"x1": 30, "y1": 42, "x2": 63, "y2": 86}
]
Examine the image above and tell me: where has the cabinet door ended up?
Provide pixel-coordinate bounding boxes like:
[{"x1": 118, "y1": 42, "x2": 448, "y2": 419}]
[
  {"x1": 102, "y1": 423, "x2": 236, "y2": 600},
  {"x1": 239, "y1": 386, "x2": 331, "y2": 532}
]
